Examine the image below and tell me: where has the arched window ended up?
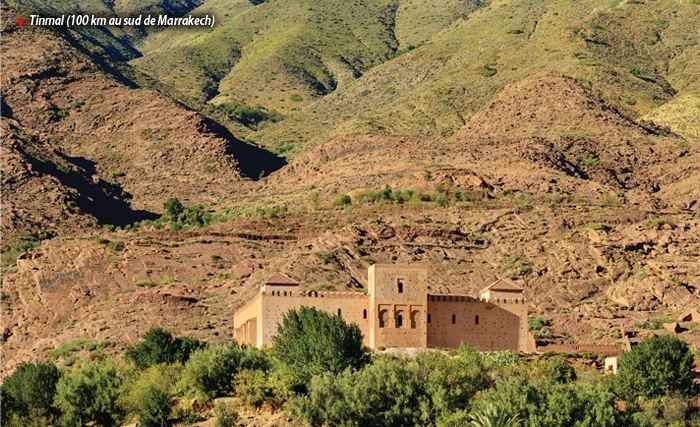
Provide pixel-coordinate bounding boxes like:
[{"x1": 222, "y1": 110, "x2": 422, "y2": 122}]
[
  {"x1": 475, "y1": 315, "x2": 479, "y2": 325},
  {"x1": 337, "y1": 309, "x2": 342, "y2": 317},
  {"x1": 397, "y1": 280, "x2": 404, "y2": 293},
  {"x1": 379, "y1": 310, "x2": 388, "y2": 328},
  {"x1": 410, "y1": 310, "x2": 420, "y2": 329},
  {"x1": 452, "y1": 314, "x2": 456, "y2": 324},
  {"x1": 427, "y1": 313, "x2": 431, "y2": 323},
  {"x1": 363, "y1": 309, "x2": 367, "y2": 319},
  {"x1": 397, "y1": 314, "x2": 403, "y2": 328}
]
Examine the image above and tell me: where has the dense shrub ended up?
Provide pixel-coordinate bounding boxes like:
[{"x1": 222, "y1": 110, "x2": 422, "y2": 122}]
[
  {"x1": 271, "y1": 306, "x2": 369, "y2": 388},
  {"x1": 470, "y1": 376, "x2": 619, "y2": 427},
  {"x1": 214, "y1": 401, "x2": 239, "y2": 427},
  {"x1": 54, "y1": 361, "x2": 124, "y2": 427},
  {"x1": 615, "y1": 335, "x2": 695, "y2": 401},
  {"x1": 0, "y1": 362, "x2": 61, "y2": 425},
  {"x1": 118, "y1": 363, "x2": 182, "y2": 426},
  {"x1": 125, "y1": 327, "x2": 204, "y2": 370},
  {"x1": 290, "y1": 348, "x2": 493, "y2": 427},
  {"x1": 177, "y1": 344, "x2": 243, "y2": 402},
  {"x1": 216, "y1": 102, "x2": 283, "y2": 127}
]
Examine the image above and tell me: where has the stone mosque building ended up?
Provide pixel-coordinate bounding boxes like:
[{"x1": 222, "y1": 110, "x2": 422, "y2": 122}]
[{"x1": 233, "y1": 264, "x2": 529, "y2": 352}]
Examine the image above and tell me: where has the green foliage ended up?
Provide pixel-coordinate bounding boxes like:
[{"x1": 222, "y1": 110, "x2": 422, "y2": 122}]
[
  {"x1": 160, "y1": 197, "x2": 212, "y2": 230},
  {"x1": 0, "y1": 362, "x2": 61, "y2": 423},
  {"x1": 645, "y1": 218, "x2": 670, "y2": 230},
  {"x1": 48, "y1": 338, "x2": 109, "y2": 360},
  {"x1": 177, "y1": 344, "x2": 243, "y2": 402},
  {"x1": 216, "y1": 102, "x2": 283, "y2": 128},
  {"x1": 469, "y1": 404, "x2": 522, "y2": 427},
  {"x1": 471, "y1": 376, "x2": 619, "y2": 427},
  {"x1": 54, "y1": 361, "x2": 124, "y2": 427},
  {"x1": 527, "y1": 317, "x2": 550, "y2": 331},
  {"x1": 289, "y1": 94, "x2": 304, "y2": 102},
  {"x1": 614, "y1": 335, "x2": 696, "y2": 401},
  {"x1": 136, "y1": 386, "x2": 171, "y2": 427},
  {"x1": 117, "y1": 363, "x2": 181, "y2": 421},
  {"x1": 310, "y1": 283, "x2": 336, "y2": 291},
  {"x1": 291, "y1": 348, "x2": 492, "y2": 426},
  {"x1": 585, "y1": 222, "x2": 610, "y2": 231},
  {"x1": 163, "y1": 197, "x2": 184, "y2": 220},
  {"x1": 125, "y1": 327, "x2": 204, "y2": 370},
  {"x1": 1, "y1": 235, "x2": 40, "y2": 266},
  {"x1": 214, "y1": 401, "x2": 239, "y2": 427},
  {"x1": 106, "y1": 240, "x2": 124, "y2": 251},
  {"x1": 271, "y1": 306, "x2": 369, "y2": 388},
  {"x1": 135, "y1": 279, "x2": 156, "y2": 287},
  {"x1": 503, "y1": 254, "x2": 532, "y2": 278},
  {"x1": 634, "y1": 316, "x2": 673, "y2": 330},
  {"x1": 233, "y1": 369, "x2": 269, "y2": 410},
  {"x1": 579, "y1": 156, "x2": 602, "y2": 167},
  {"x1": 545, "y1": 358, "x2": 577, "y2": 384},
  {"x1": 332, "y1": 194, "x2": 352, "y2": 206},
  {"x1": 598, "y1": 193, "x2": 621, "y2": 207},
  {"x1": 630, "y1": 395, "x2": 691, "y2": 427},
  {"x1": 479, "y1": 64, "x2": 498, "y2": 77},
  {"x1": 140, "y1": 128, "x2": 153, "y2": 140}
]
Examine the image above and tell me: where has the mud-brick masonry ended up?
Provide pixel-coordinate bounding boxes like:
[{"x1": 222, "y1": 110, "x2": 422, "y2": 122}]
[{"x1": 233, "y1": 264, "x2": 529, "y2": 352}]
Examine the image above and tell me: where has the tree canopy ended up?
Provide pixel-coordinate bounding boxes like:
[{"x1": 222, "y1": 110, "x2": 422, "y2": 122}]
[
  {"x1": 125, "y1": 327, "x2": 204, "y2": 370},
  {"x1": 0, "y1": 362, "x2": 61, "y2": 425},
  {"x1": 270, "y1": 306, "x2": 369, "y2": 388},
  {"x1": 614, "y1": 335, "x2": 695, "y2": 401}
]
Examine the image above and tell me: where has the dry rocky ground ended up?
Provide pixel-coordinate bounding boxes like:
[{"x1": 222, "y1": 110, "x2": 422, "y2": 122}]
[{"x1": 1, "y1": 3, "x2": 700, "y2": 398}]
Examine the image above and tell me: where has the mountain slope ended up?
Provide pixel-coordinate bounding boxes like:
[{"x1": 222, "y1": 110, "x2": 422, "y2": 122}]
[
  {"x1": 246, "y1": 0, "x2": 699, "y2": 153},
  {"x1": 1, "y1": 6, "x2": 285, "y2": 244}
]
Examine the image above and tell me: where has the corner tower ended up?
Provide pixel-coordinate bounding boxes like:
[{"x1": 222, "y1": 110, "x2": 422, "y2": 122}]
[{"x1": 368, "y1": 264, "x2": 428, "y2": 348}]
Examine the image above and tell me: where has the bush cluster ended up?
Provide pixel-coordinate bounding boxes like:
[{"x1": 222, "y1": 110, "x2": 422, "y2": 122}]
[{"x1": 3, "y1": 309, "x2": 698, "y2": 427}]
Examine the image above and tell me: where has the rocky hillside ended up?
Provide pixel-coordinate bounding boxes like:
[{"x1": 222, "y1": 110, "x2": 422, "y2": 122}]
[
  {"x1": 1, "y1": 6, "x2": 286, "y2": 244},
  {"x1": 1, "y1": 0, "x2": 699, "y2": 380}
]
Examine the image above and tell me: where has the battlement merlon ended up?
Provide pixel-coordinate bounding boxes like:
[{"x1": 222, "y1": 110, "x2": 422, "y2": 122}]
[
  {"x1": 262, "y1": 290, "x2": 368, "y2": 299},
  {"x1": 427, "y1": 294, "x2": 528, "y2": 304}
]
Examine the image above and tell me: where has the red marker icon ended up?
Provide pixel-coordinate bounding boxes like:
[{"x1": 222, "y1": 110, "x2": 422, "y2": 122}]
[{"x1": 17, "y1": 17, "x2": 25, "y2": 26}]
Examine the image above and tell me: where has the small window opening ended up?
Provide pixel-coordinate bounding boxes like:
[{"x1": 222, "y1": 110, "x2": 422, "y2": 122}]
[
  {"x1": 397, "y1": 314, "x2": 403, "y2": 328},
  {"x1": 427, "y1": 313, "x2": 431, "y2": 323},
  {"x1": 337, "y1": 309, "x2": 342, "y2": 317},
  {"x1": 397, "y1": 280, "x2": 404, "y2": 293},
  {"x1": 475, "y1": 315, "x2": 479, "y2": 325},
  {"x1": 452, "y1": 314, "x2": 456, "y2": 324},
  {"x1": 363, "y1": 309, "x2": 367, "y2": 319}
]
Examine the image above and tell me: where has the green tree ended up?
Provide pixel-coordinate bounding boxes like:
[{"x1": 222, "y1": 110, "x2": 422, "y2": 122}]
[
  {"x1": 0, "y1": 362, "x2": 61, "y2": 425},
  {"x1": 290, "y1": 356, "x2": 424, "y2": 426},
  {"x1": 177, "y1": 344, "x2": 242, "y2": 402},
  {"x1": 417, "y1": 345, "x2": 492, "y2": 422},
  {"x1": 54, "y1": 361, "x2": 124, "y2": 427},
  {"x1": 117, "y1": 363, "x2": 181, "y2": 426},
  {"x1": 163, "y1": 197, "x2": 184, "y2": 221},
  {"x1": 233, "y1": 369, "x2": 269, "y2": 410},
  {"x1": 545, "y1": 357, "x2": 577, "y2": 384},
  {"x1": 125, "y1": 327, "x2": 203, "y2": 370},
  {"x1": 136, "y1": 386, "x2": 171, "y2": 427},
  {"x1": 271, "y1": 306, "x2": 369, "y2": 388},
  {"x1": 614, "y1": 335, "x2": 695, "y2": 401}
]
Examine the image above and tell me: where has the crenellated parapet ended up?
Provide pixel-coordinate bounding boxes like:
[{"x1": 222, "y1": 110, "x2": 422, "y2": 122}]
[{"x1": 262, "y1": 290, "x2": 368, "y2": 299}]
